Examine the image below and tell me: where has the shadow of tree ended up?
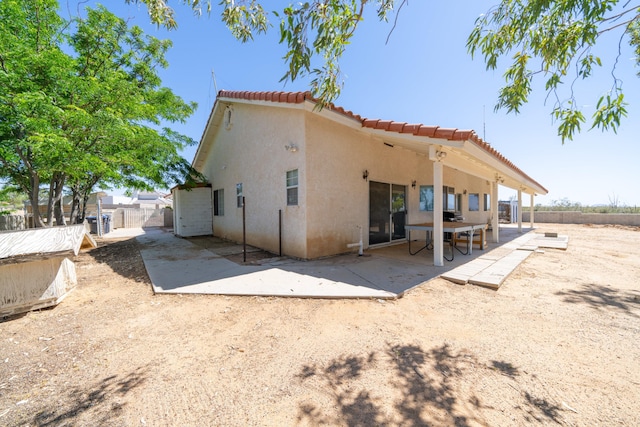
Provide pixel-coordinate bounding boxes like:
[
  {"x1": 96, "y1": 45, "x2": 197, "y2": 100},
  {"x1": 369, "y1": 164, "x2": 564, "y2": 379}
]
[
  {"x1": 32, "y1": 366, "x2": 147, "y2": 426},
  {"x1": 84, "y1": 238, "x2": 151, "y2": 284},
  {"x1": 556, "y1": 283, "x2": 640, "y2": 317},
  {"x1": 490, "y1": 360, "x2": 520, "y2": 378},
  {"x1": 523, "y1": 391, "x2": 564, "y2": 424},
  {"x1": 296, "y1": 344, "x2": 570, "y2": 426},
  {"x1": 388, "y1": 344, "x2": 473, "y2": 426}
]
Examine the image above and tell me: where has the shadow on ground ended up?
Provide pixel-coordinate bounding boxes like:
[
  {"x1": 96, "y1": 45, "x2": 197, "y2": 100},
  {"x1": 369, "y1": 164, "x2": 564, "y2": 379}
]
[
  {"x1": 83, "y1": 237, "x2": 151, "y2": 285},
  {"x1": 295, "y1": 343, "x2": 567, "y2": 426},
  {"x1": 31, "y1": 366, "x2": 148, "y2": 426},
  {"x1": 556, "y1": 283, "x2": 640, "y2": 317},
  {"x1": 87, "y1": 226, "x2": 539, "y2": 297}
]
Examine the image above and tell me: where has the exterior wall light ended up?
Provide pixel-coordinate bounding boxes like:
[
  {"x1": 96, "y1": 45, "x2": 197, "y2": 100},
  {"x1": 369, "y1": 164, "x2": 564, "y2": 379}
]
[
  {"x1": 411, "y1": 180, "x2": 417, "y2": 189},
  {"x1": 363, "y1": 170, "x2": 369, "y2": 181},
  {"x1": 285, "y1": 143, "x2": 298, "y2": 153}
]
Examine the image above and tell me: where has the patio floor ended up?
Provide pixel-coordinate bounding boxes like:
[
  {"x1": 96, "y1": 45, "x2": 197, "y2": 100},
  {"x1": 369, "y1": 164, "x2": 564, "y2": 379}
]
[{"x1": 113, "y1": 224, "x2": 560, "y2": 299}]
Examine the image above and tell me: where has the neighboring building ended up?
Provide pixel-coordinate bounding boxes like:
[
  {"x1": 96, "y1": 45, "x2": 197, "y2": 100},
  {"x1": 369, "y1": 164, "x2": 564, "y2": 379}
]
[
  {"x1": 173, "y1": 90, "x2": 547, "y2": 265},
  {"x1": 101, "y1": 190, "x2": 171, "y2": 208}
]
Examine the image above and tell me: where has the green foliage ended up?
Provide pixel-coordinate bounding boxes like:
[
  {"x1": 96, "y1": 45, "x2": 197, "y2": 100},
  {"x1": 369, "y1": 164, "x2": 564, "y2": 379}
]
[
  {"x1": 137, "y1": 0, "x2": 396, "y2": 107},
  {"x1": 0, "y1": 0, "x2": 202, "y2": 227},
  {"x1": 137, "y1": 1, "x2": 638, "y2": 142},
  {"x1": 467, "y1": 0, "x2": 638, "y2": 142}
]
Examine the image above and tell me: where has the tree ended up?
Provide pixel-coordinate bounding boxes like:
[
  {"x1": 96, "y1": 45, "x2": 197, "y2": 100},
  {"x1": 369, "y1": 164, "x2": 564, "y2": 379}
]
[
  {"x1": 136, "y1": 0, "x2": 638, "y2": 140},
  {"x1": 467, "y1": 0, "x2": 639, "y2": 142},
  {"x1": 0, "y1": 0, "x2": 73, "y2": 227},
  {"x1": 0, "y1": 0, "x2": 200, "y2": 227},
  {"x1": 130, "y1": 0, "x2": 395, "y2": 106}
]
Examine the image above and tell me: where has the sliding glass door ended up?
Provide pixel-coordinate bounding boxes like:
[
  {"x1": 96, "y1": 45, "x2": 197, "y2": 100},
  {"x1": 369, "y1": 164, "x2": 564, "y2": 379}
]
[{"x1": 369, "y1": 181, "x2": 407, "y2": 245}]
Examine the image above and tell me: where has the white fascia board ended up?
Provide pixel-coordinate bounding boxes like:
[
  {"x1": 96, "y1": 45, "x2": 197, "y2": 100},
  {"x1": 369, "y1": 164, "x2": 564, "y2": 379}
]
[
  {"x1": 192, "y1": 100, "x2": 226, "y2": 170},
  {"x1": 302, "y1": 102, "x2": 364, "y2": 129},
  {"x1": 443, "y1": 150, "x2": 497, "y2": 181},
  {"x1": 356, "y1": 129, "x2": 465, "y2": 154},
  {"x1": 461, "y1": 141, "x2": 547, "y2": 194}
]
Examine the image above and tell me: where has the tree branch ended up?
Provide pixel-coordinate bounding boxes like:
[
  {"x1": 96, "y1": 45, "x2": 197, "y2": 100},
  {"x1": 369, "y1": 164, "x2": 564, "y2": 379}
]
[{"x1": 386, "y1": 0, "x2": 408, "y2": 45}]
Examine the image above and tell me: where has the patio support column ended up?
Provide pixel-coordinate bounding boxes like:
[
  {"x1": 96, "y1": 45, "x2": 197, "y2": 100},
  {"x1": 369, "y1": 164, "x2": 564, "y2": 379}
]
[
  {"x1": 491, "y1": 180, "x2": 499, "y2": 243},
  {"x1": 530, "y1": 194, "x2": 535, "y2": 229},
  {"x1": 517, "y1": 189, "x2": 523, "y2": 232},
  {"x1": 430, "y1": 146, "x2": 444, "y2": 266}
]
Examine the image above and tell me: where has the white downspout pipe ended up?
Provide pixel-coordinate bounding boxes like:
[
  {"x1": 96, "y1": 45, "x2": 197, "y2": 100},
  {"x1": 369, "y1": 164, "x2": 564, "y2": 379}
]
[{"x1": 346, "y1": 225, "x2": 364, "y2": 256}]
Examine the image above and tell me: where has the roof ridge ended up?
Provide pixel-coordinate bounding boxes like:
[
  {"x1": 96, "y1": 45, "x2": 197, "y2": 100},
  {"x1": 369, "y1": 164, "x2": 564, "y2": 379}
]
[{"x1": 215, "y1": 90, "x2": 547, "y2": 193}]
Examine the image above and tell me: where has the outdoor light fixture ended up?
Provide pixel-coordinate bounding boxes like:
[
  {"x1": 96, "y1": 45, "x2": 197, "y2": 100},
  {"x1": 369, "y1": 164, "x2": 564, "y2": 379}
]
[
  {"x1": 463, "y1": 189, "x2": 467, "y2": 195},
  {"x1": 363, "y1": 170, "x2": 369, "y2": 181},
  {"x1": 436, "y1": 150, "x2": 447, "y2": 160},
  {"x1": 411, "y1": 180, "x2": 417, "y2": 189},
  {"x1": 284, "y1": 143, "x2": 298, "y2": 153}
]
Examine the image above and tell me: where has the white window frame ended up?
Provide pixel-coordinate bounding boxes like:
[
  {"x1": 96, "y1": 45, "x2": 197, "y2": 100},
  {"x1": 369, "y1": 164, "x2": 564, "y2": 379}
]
[
  {"x1": 236, "y1": 183, "x2": 243, "y2": 208},
  {"x1": 213, "y1": 189, "x2": 224, "y2": 216},
  {"x1": 286, "y1": 169, "x2": 298, "y2": 206},
  {"x1": 469, "y1": 193, "x2": 480, "y2": 211}
]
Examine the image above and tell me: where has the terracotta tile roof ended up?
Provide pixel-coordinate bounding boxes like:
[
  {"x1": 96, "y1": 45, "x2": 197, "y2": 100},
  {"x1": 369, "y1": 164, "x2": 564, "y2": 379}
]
[{"x1": 216, "y1": 90, "x2": 547, "y2": 193}]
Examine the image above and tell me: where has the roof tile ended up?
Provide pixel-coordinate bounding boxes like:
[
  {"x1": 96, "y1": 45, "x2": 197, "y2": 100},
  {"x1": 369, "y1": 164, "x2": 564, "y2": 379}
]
[
  {"x1": 415, "y1": 126, "x2": 439, "y2": 137},
  {"x1": 214, "y1": 90, "x2": 547, "y2": 193}
]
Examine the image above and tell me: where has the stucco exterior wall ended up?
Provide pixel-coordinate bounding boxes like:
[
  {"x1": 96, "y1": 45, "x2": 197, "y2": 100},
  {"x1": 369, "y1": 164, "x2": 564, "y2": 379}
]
[
  {"x1": 172, "y1": 186, "x2": 212, "y2": 237},
  {"x1": 196, "y1": 101, "x2": 495, "y2": 259},
  {"x1": 304, "y1": 113, "x2": 493, "y2": 258},
  {"x1": 200, "y1": 103, "x2": 308, "y2": 257}
]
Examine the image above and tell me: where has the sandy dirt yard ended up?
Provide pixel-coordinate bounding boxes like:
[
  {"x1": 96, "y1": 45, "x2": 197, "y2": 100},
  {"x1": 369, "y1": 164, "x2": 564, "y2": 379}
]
[{"x1": 1, "y1": 223, "x2": 639, "y2": 426}]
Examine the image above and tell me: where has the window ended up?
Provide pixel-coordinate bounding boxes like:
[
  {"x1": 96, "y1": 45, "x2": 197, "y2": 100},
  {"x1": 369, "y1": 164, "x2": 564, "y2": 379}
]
[
  {"x1": 469, "y1": 193, "x2": 480, "y2": 211},
  {"x1": 419, "y1": 185, "x2": 434, "y2": 211},
  {"x1": 213, "y1": 189, "x2": 224, "y2": 216},
  {"x1": 236, "y1": 183, "x2": 243, "y2": 208},
  {"x1": 456, "y1": 193, "x2": 463, "y2": 213},
  {"x1": 443, "y1": 186, "x2": 455, "y2": 211},
  {"x1": 286, "y1": 169, "x2": 298, "y2": 206},
  {"x1": 484, "y1": 193, "x2": 490, "y2": 211}
]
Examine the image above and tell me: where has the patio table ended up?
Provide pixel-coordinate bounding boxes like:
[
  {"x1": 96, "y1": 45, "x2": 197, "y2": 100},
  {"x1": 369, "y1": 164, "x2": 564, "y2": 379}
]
[{"x1": 405, "y1": 222, "x2": 487, "y2": 261}]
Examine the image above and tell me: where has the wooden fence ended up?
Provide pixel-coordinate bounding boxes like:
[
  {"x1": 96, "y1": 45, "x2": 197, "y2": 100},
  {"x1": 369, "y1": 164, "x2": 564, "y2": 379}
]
[
  {"x1": 1, "y1": 207, "x2": 172, "y2": 231},
  {"x1": 0, "y1": 215, "x2": 26, "y2": 231}
]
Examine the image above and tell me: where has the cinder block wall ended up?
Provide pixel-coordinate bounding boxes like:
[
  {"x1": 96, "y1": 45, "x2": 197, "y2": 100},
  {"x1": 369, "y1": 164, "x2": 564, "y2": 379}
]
[{"x1": 523, "y1": 211, "x2": 640, "y2": 226}]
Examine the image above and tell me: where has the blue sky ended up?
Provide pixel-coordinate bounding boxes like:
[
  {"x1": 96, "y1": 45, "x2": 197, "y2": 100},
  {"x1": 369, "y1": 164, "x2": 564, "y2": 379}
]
[{"x1": 64, "y1": 1, "x2": 640, "y2": 207}]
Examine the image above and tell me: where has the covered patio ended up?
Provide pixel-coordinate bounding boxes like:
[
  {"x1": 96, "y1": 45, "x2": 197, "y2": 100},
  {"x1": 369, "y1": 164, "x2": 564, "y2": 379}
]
[{"x1": 359, "y1": 119, "x2": 549, "y2": 267}]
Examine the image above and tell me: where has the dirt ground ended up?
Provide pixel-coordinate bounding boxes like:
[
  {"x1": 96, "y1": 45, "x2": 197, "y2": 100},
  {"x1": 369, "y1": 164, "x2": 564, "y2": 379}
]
[{"x1": 1, "y1": 223, "x2": 639, "y2": 426}]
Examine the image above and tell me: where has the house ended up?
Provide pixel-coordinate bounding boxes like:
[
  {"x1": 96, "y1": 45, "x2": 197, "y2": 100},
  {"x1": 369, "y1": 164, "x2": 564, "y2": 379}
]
[{"x1": 173, "y1": 91, "x2": 547, "y2": 266}]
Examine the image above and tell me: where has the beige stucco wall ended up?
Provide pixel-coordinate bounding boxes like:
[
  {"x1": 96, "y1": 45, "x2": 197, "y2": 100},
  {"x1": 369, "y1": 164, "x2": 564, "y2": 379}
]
[
  {"x1": 200, "y1": 102, "x2": 308, "y2": 256},
  {"x1": 198, "y1": 102, "x2": 493, "y2": 259},
  {"x1": 304, "y1": 113, "x2": 493, "y2": 258}
]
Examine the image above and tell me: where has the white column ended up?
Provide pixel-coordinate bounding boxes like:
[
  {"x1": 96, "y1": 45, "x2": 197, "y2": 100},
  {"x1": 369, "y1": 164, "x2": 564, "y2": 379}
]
[
  {"x1": 530, "y1": 194, "x2": 535, "y2": 229},
  {"x1": 433, "y1": 160, "x2": 444, "y2": 266},
  {"x1": 517, "y1": 189, "x2": 523, "y2": 232},
  {"x1": 491, "y1": 181, "x2": 499, "y2": 243}
]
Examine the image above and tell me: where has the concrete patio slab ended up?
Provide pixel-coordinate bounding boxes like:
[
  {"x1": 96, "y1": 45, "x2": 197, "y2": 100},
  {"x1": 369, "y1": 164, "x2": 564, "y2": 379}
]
[
  {"x1": 469, "y1": 250, "x2": 534, "y2": 289},
  {"x1": 126, "y1": 225, "x2": 546, "y2": 298},
  {"x1": 438, "y1": 229, "x2": 567, "y2": 289},
  {"x1": 137, "y1": 230, "x2": 398, "y2": 298}
]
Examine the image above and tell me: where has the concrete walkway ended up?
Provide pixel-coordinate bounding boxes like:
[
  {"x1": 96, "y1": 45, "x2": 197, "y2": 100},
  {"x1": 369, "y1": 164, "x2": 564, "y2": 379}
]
[
  {"x1": 135, "y1": 229, "x2": 412, "y2": 299},
  {"x1": 103, "y1": 226, "x2": 566, "y2": 298}
]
